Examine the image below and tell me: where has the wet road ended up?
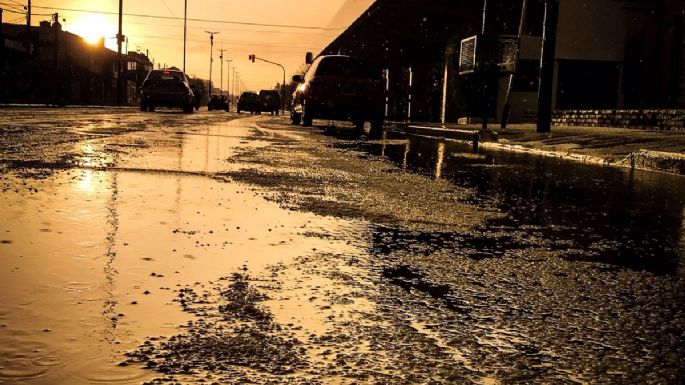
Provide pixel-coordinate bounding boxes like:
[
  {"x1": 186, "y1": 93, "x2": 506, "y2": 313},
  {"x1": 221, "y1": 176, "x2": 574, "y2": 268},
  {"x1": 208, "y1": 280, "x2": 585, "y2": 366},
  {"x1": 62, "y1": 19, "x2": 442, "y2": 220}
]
[{"x1": 0, "y1": 108, "x2": 683, "y2": 384}]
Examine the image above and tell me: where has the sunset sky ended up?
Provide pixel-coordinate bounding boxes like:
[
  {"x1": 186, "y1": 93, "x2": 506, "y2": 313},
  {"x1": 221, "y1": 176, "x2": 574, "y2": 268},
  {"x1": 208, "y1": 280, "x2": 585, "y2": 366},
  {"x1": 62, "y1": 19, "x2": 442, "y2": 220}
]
[{"x1": 18, "y1": 0, "x2": 374, "y2": 91}]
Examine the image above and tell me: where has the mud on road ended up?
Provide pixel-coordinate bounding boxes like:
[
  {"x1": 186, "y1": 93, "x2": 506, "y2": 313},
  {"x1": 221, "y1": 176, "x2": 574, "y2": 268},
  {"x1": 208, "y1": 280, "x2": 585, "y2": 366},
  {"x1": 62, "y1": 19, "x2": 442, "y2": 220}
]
[{"x1": 1, "y1": 109, "x2": 684, "y2": 384}]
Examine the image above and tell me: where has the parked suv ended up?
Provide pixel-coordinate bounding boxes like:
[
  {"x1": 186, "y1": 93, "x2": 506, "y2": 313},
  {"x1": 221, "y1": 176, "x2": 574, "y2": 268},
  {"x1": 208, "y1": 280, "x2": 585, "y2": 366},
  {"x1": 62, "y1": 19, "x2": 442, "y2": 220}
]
[
  {"x1": 258, "y1": 90, "x2": 281, "y2": 115},
  {"x1": 208, "y1": 94, "x2": 229, "y2": 111},
  {"x1": 291, "y1": 55, "x2": 384, "y2": 134},
  {"x1": 237, "y1": 92, "x2": 261, "y2": 114},
  {"x1": 140, "y1": 69, "x2": 195, "y2": 114}
]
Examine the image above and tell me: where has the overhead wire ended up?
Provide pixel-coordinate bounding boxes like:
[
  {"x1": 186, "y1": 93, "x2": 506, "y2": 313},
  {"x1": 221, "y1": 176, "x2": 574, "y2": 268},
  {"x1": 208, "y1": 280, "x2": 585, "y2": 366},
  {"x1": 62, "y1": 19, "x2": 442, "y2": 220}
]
[{"x1": 28, "y1": 5, "x2": 345, "y2": 30}]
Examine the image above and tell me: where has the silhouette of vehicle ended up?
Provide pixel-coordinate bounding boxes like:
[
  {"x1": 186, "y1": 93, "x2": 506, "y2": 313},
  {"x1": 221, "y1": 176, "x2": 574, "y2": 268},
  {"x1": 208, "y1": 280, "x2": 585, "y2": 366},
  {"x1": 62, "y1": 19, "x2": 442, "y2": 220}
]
[
  {"x1": 208, "y1": 94, "x2": 230, "y2": 111},
  {"x1": 258, "y1": 90, "x2": 281, "y2": 115},
  {"x1": 237, "y1": 92, "x2": 261, "y2": 114},
  {"x1": 140, "y1": 69, "x2": 195, "y2": 114},
  {"x1": 291, "y1": 55, "x2": 384, "y2": 134}
]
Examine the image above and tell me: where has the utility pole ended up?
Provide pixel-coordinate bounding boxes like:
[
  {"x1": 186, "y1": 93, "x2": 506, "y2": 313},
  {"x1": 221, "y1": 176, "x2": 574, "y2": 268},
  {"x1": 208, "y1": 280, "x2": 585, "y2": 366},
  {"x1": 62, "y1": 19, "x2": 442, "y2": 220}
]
[
  {"x1": 234, "y1": 70, "x2": 239, "y2": 102},
  {"x1": 481, "y1": 0, "x2": 492, "y2": 132},
  {"x1": 53, "y1": 13, "x2": 59, "y2": 105},
  {"x1": 218, "y1": 49, "x2": 226, "y2": 94},
  {"x1": 117, "y1": 0, "x2": 123, "y2": 106},
  {"x1": 25, "y1": 0, "x2": 32, "y2": 100},
  {"x1": 205, "y1": 31, "x2": 219, "y2": 100},
  {"x1": 183, "y1": 0, "x2": 187, "y2": 74},
  {"x1": 536, "y1": 0, "x2": 559, "y2": 133},
  {"x1": 226, "y1": 59, "x2": 233, "y2": 102},
  {"x1": 501, "y1": 0, "x2": 528, "y2": 129},
  {"x1": 232, "y1": 68, "x2": 237, "y2": 104}
]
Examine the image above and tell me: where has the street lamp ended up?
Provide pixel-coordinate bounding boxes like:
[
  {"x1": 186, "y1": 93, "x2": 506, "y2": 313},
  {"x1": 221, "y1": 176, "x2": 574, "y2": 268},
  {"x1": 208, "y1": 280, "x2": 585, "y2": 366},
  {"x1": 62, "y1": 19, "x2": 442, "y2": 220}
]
[
  {"x1": 225, "y1": 59, "x2": 233, "y2": 103},
  {"x1": 183, "y1": 0, "x2": 187, "y2": 73},
  {"x1": 204, "y1": 31, "x2": 219, "y2": 101},
  {"x1": 218, "y1": 49, "x2": 226, "y2": 94}
]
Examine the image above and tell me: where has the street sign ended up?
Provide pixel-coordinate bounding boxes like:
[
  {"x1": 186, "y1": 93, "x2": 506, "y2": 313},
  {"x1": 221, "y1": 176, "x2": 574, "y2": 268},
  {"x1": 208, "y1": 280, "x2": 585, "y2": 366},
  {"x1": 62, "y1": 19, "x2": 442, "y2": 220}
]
[
  {"x1": 459, "y1": 36, "x2": 477, "y2": 75},
  {"x1": 459, "y1": 34, "x2": 518, "y2": 75}
]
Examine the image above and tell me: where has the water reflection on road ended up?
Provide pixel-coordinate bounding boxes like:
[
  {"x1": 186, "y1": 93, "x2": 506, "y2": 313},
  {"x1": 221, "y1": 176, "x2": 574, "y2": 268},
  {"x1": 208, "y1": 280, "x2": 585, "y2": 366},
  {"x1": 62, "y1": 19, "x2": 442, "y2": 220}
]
[{"x1": 353, "y1": 132, "x2": 685, "y2": 275}]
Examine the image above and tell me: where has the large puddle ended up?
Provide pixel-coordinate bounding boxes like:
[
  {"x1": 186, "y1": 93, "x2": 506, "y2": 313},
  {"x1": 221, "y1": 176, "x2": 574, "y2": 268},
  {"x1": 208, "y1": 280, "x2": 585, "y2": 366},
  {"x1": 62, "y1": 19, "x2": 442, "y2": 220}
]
[{"x1": 0, "y1": 116, "x2": 364, "y2": 384}]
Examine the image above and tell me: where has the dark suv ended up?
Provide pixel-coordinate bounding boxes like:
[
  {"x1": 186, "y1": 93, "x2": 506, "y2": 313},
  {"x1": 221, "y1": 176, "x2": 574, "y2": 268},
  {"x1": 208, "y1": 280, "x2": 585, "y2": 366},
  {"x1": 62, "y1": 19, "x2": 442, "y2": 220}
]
[
  {"x1": 237, "y1": 92, "x2": 261, "y2": 114},
  {"x1": 208, "y1": 94, "x2": 229, "y2": 111},
  {"x1": 291, "y1": 55, "x2": 384, "y2": 133},
  {"x1": 258, "y1": 90, "x2": 281, "y2": 115},
  {"x1": 140, "y1": 69, "x2": 195, "y2": 113}
]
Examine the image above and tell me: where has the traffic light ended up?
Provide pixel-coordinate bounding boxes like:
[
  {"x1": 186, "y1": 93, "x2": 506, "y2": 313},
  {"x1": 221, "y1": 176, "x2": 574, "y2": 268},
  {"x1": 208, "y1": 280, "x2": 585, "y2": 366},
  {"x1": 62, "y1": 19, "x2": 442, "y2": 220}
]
[{"x1": 249, "y1": 54, "x2": 256, "y2": 62}]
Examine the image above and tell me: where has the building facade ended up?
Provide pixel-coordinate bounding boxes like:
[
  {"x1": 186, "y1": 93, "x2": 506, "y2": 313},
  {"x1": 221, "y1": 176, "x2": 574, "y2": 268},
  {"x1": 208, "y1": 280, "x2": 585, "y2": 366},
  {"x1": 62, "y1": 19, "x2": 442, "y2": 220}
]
[
  {"x1": 321, "y1": 0, "x2": 685, "y2": 124},
  {"x1": 1, "y1": 19, "x2": 152, "y2": 106}
]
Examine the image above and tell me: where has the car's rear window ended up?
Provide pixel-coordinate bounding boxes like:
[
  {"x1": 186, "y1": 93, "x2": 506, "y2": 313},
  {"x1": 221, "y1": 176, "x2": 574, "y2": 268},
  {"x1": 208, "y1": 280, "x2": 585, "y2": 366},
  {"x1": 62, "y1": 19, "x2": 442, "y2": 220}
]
[
  {"x1": 316, "y1": 57, "x2": 381, "y2": 79},
  {"x1": 147, "y1": 70, "x2": 184, "y2": 81}
]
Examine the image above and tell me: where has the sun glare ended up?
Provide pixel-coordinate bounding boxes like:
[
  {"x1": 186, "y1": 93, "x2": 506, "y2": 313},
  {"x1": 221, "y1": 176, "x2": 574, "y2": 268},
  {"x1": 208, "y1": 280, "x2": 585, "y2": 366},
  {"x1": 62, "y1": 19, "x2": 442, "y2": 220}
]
[{"x1": 68, "y1": 14, "x2": 117, "y2": 45}]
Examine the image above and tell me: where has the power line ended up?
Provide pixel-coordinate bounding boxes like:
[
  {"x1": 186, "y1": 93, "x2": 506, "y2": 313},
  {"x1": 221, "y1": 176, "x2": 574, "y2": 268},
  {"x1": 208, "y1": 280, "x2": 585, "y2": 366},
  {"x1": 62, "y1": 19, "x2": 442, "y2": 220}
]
[
  {"x1": 0, "y1": 2, "x2": 24, "y2": 12},
  {"x1": 3, "y1": 0, "x2": 23, "y2": 7},
  {"x1": 28, "y1": 5, "x2": 345, "y2": 30},
  {"x1": 115, "y1": 18, "x2": 331, "y2": 36},
  {"x1": 158, "y1": 0, "x2": 177, "y2": 18},
  {"x1": 127, "y1": 33, "x2": 314, "y2": 48}
]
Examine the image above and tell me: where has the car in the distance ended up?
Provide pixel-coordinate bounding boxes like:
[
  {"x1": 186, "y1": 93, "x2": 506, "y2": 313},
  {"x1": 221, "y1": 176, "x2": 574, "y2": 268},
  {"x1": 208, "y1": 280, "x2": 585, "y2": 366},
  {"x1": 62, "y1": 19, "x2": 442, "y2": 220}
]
[
  {"x1": 258, "y1": 90, "x2": 281, "y2": 115},
  {"x1": 208, "y1": 94, "x2": 229, "y2": 111},
  {"x1": 237, "y1": 92, "x2": 261, "y2": 114},
  {"x1": 140, "y1": 69, "x2": 195, "y2": 114},
  {"x1": 291, "y1": 55, "x2": 384, "y2": 135}
]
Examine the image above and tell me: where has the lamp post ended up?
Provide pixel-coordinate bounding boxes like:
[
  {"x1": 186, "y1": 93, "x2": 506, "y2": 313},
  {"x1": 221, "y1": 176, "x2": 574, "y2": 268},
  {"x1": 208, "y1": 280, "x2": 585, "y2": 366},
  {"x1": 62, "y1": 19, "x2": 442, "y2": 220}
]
[
  {"x1": 204, "y1": 31, "x2": 219, "y2": 101},
  {"x1": 218, "y1": 49, "x2": 226, "y2": 94},
  {"x1": 183, "y1": 0, "x2": 187, "y2": 73},
  {"x1": 234, "y1": 70, "x2": 239, "y2": 102},
  {"x1": 226, "y1": 59, "x2": 233, "y2": 104},
  {"x1": 117, "y1": 0, "x2": 124, "y2": 105}
]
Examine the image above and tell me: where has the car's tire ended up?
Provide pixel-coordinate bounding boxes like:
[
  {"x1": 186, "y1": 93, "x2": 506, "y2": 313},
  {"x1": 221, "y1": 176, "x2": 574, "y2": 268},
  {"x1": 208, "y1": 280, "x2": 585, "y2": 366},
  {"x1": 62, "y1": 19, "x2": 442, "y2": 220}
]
[
  {"x1": 369, "y1": 119, "x2": 384, "y2": 139},
  {"x1": 208, "y1": 105, "x2": 213, "y2": 111},
  {"x1": 291, "y1": 112, "x2": 301, "y2": 125},
  {"x1": 302, "y1": 104, "x2": 313, "y2": 127},
  {"x1": 140, "y1": 102, "x2": 147, "y2": 112},
  {"x1": 354, "y1": 120, "x2": 365, "y2": 135},
  {"x1": 183, "y1": 104, "x2": 194, "y2": 114},
  {"x1": 149, "y1": 105, "x2": 156, "y2": 112}
]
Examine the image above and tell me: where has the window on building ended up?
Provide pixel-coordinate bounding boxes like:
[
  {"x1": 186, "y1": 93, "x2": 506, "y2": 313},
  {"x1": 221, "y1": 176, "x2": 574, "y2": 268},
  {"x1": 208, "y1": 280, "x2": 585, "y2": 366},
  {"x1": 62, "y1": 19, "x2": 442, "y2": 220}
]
[{"x1": 127, "y1": 61, "x2": 137, "y2": 71}]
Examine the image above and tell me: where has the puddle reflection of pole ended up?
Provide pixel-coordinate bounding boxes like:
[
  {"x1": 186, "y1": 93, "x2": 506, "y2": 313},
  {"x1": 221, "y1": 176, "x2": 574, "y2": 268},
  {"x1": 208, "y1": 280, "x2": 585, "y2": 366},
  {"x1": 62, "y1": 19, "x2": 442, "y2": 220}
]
[
  {"x1": 679, "y1": 208, "x2": 685, "y2": 276},
  {"x1": 102, "y1": 171, "x2": 119, "y2": 343},
  {"x1": 205, "y1": 126, "x2": 210, "y2": 171},
  {"x1": 402, "y1": 142, "x2": 410, "y2": 170},
  {"x1": 175, "y1": 132, "x2": 184, "y2": 228},
  {"x1": 434, "y1": 142, "x2": 446, "y2": 180}
]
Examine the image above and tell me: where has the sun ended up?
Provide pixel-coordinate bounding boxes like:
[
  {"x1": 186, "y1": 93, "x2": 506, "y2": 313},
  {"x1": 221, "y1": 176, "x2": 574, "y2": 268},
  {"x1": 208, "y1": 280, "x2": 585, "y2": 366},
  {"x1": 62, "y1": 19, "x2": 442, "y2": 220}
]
[{"x1": 68, "y1": 14, "x2": 117, "y2": 45}]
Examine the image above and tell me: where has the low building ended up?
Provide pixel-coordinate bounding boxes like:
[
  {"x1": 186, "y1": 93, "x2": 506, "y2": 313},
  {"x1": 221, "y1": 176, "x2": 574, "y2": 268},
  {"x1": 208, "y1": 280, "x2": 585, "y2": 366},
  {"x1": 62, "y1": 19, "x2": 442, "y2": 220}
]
[
  {"x1": 321, "y1": 0, "x2": 685, "y2": 125},
  {"x1": 1, "y1": 19, "x2": 152, "y2": 106}
]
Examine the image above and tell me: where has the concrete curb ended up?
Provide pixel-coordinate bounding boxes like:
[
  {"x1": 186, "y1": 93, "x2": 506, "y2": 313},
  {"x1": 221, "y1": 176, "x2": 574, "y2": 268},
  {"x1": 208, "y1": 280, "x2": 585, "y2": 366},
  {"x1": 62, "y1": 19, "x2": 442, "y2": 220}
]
[{"x1": 386, "y1": 123, "x2": 685, "y2": 177}]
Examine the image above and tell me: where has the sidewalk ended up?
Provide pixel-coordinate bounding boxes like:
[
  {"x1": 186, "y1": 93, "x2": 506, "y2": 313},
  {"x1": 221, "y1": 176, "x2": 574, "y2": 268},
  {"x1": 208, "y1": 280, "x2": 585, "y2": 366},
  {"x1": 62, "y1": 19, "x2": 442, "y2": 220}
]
[{"x1": 387, "y1": 123, "x2": 685, "y2": 176}]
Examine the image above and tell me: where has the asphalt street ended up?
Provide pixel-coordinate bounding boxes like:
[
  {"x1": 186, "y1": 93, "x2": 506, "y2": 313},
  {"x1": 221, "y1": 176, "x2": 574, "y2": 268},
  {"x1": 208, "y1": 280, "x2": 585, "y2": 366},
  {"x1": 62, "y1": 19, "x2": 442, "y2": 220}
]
[{"x1": 0, "y1": 108, "x2": 684, "y2": 384}]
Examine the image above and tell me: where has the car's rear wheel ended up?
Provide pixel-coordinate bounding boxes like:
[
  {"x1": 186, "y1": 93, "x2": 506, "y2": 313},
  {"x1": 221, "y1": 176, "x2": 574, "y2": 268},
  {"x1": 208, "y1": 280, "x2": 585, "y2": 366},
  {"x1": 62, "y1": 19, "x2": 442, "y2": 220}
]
[
  {"x1": 140, "y1": 102, "x2": 147, "y2": 112},
  {"x1": 149, "y1": 105, "x2": 156, "y2": 112},
  {"x1": 369, "y1": 119, "x2": 384, "y2": 139},
  {"x1": 208, "y1": 105, "x2": 213, "y2": 111},
  {"x1": 291, "y1": 112, "x2": 301, "y2": 125},
  {"x1": 302, "y1": 104, "x2": 313, "y2": 127},
  {"x1": 354, "y1": 120, "x2": 365, "y2": 135}
]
